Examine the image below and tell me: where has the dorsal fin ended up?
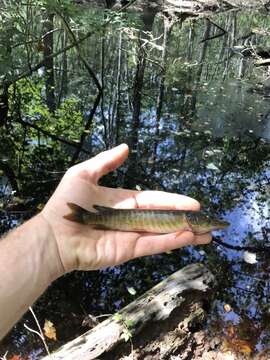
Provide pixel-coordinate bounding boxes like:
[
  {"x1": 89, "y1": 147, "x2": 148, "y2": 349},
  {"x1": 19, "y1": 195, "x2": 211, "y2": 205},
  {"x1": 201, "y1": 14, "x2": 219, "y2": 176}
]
[{"x1": 93, "y1": 204, "x2": 114, "y2": 212}]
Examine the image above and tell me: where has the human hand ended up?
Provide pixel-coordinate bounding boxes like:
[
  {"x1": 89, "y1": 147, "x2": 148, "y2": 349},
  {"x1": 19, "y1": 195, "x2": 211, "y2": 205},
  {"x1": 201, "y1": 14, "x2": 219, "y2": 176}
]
[{"x1": 41, "y1": 144, "x2": 211, "y2": 275}]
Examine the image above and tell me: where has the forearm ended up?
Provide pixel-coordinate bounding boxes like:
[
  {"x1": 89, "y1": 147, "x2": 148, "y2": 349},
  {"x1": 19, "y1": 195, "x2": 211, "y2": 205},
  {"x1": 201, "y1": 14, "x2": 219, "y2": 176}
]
[{"x1": 0, "y1": 214, "x2": 63, "y2": 339}]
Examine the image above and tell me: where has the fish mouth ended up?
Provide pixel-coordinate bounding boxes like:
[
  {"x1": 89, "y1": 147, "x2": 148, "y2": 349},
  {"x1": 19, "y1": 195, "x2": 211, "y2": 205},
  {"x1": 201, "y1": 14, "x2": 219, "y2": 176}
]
[{"x1": 213, "y1": 220, "x2": 230, "y2": 230}]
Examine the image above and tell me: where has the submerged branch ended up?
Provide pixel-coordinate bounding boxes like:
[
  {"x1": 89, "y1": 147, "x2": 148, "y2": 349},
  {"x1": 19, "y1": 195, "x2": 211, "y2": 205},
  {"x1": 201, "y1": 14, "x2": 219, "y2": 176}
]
[
  {"x1": 213, "y1": 237, "x2": 270, "y2": 253},
  {"x1": 200, "y1": 17, "x2": 227, "y2": 43}
]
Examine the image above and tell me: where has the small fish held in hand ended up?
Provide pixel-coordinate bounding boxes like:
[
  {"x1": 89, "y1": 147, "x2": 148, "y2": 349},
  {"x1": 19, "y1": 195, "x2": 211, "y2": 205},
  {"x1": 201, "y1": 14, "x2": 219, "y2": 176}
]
[{"x1": 64, "y1": 203, "x2": 229, "y2": 235}]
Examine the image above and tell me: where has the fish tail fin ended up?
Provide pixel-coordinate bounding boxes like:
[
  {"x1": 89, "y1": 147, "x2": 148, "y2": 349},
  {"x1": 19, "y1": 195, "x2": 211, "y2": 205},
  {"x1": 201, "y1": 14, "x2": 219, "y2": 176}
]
[{"x1": 64, "y1": 202, "x2": 89, "y2": 223}]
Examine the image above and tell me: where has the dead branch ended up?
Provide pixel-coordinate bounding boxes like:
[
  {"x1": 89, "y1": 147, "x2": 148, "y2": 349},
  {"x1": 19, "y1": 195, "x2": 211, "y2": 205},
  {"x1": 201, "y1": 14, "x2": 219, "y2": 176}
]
[
  {"x1": 200, "y1": 17, "x2": 227, "y2": 43},
  {"x1": 213, "y1": 236, "x2": 270, "y2": 253}
]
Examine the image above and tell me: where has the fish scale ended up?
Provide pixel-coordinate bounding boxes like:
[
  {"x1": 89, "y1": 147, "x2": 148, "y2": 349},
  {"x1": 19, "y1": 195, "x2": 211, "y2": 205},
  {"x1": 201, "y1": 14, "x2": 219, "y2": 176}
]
[{"x1": 64, "y1": 203, "x2": 230, "y2": 235}]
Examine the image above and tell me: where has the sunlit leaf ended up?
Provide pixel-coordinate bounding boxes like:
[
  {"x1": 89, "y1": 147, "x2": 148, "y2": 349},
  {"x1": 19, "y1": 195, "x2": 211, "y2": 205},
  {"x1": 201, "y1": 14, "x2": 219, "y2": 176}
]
[
  {"x1": 205, "y1": 150, "x2": 214, "y2": 156},
  {"x1": 43, "y1": 319, "x2": 57, "y2": 341},
  {"x1": 36, "y1": 203, "x2": 45, "y2": 210},
  {"x1": 206, "y1": 163, "x2": 219, "y2": 171},
  {"x1": 232, "y1": 339, "x2": 252, "y2": 354},
  {"x1": 113, "y1": 313, "x2": 122, "y2": 322},
  {"x1": 127, "y1": 287, "x2": 136, "y2": 296},
  {"x1": 224, "y1": 304, "x2": 232, "y2": 313},
  {"x1": 121, "y1": 327, "x2": 132, "y2": 342}
]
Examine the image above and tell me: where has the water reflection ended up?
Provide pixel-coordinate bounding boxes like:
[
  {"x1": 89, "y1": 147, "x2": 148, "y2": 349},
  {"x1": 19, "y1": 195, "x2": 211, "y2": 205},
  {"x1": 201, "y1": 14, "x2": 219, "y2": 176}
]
[
  {"x1": 1, "y1": 6, "x2": 270, "y2": 359},
  {"x1": 194, "y1": 79, "x2": 270, "y2": 140}
]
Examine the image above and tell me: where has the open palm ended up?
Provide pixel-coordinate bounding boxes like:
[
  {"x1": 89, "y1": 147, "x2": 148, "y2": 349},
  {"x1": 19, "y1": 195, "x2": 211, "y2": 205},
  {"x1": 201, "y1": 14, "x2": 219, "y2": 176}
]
[{"x1": 41, "y1": 144, "x2": 211, "y2": 273}]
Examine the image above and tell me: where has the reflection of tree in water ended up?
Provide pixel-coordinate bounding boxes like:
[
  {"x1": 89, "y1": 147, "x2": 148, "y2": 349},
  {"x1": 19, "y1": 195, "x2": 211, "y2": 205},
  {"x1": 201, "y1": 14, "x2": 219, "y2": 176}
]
[{"x1": 0, "y1": 3, "x2": 270, "y2": 357}]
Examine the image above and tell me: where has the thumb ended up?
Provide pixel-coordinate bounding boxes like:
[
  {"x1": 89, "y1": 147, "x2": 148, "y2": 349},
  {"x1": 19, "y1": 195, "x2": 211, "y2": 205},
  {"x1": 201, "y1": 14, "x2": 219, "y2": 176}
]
[{"x1": 86, "y1": 144, "x2": 129, "y2": 183}]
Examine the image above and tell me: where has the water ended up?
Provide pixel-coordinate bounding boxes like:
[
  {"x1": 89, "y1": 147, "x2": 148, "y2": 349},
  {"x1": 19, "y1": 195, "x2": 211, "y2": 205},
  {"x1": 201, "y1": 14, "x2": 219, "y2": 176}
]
[{"x1": 0, "y1": 7, "x2": 270, "y2": 359}]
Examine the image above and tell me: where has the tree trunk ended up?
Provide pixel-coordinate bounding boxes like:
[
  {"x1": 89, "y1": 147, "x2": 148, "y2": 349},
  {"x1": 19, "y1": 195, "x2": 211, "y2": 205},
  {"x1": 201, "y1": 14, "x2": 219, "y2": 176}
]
[
  {"x1": 41, "y1": 263, "x2": 215, "y2": 360},
  {"x1": 43, "y1": 12, "x2": 56, "y2": 113},
  {"x1": 196, "y1": 18, "x2": 211, "y2": 82},
  {"x1": 151, "y1": 16, "x2": 174, "y2": 175}
]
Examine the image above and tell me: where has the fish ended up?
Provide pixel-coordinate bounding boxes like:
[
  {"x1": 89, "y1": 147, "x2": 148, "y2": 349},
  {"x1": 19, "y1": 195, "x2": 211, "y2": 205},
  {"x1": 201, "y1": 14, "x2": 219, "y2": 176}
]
[{"x1": 64, "y1": 203, "x2": 230, "y2": 235}]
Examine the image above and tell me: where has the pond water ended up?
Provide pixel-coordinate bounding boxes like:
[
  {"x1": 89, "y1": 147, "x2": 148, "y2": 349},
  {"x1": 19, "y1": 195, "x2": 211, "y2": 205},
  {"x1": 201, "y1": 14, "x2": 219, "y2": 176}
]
[{"x1": 0, "y1": 6, "x2": 270, "y2": 359}]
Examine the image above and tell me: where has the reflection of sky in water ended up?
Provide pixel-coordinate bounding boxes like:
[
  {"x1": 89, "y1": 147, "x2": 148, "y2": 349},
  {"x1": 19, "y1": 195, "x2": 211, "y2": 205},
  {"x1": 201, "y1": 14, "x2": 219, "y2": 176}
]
[
  {"x1": 226, "y1": 171, "x2": 269, "y2": 238},
  {"x1": 206, "y1": 169, "x2": 270, "y2": 350},
  {"x1": 139, "y1": 82, "x2": 270, "y2": 140},
  {"x1": 192, "y1": 80, "x2": 270, "y2": 140},
  {"x1": 214, "y1": 169, "x2": 269, "y2": 263}
]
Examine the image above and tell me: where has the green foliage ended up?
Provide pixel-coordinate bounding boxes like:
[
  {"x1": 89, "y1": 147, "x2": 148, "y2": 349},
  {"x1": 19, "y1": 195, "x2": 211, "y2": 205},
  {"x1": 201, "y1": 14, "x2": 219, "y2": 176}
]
[
  {"x1": 43, "y1": 0, "x2": 78, "y2": 16},
  {"x1": 10, "y1": 78, "x2": 84, "y2": 140},
  {"x1": 113, "y1": 313, "x2": 134, "y2": 342}
]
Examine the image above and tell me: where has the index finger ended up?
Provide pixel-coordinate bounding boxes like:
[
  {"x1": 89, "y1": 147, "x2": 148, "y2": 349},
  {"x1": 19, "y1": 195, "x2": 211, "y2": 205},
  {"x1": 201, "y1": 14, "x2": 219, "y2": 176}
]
[
  {"x1": 95, "y1": 187, "x2": 200, "y2": 211},
  {"x1": 134, "y1": 190, "x2": 200, "y2": 211}
]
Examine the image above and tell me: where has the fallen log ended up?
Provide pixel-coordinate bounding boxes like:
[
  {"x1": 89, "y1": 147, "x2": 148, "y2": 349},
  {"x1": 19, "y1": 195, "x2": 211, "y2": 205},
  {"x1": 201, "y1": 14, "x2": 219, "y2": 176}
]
[{"x1": 42, "y1": 263, "x2": 215, "y2": 360}]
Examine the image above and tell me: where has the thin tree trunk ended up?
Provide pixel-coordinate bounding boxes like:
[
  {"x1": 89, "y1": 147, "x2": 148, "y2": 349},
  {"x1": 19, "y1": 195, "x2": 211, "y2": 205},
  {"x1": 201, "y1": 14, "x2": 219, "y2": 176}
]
[
  {"x1": 125, "y1": 40, "x2": 148, "y2": 186},
  {"x1": 114, "y1": 31, "x2": 123, "y2": 145},
  {"x1": 100, "y1": 31, "x2": 109, "y2": 148},
  {"x1": 151, "y1": 17, "x2": 173, "y2": 175},
  {"x1": 127, "y1": 2, "x2": 158, "y2": 169},
  {"x1": 43, "y1": 12, "x2": 56, "y2": 112},
  {"x1": 57, "y1": 30, "x2": 68, "y2": 107},
  {"x1": 196, "y1": 18, "x2": 211, "y2": 82}
]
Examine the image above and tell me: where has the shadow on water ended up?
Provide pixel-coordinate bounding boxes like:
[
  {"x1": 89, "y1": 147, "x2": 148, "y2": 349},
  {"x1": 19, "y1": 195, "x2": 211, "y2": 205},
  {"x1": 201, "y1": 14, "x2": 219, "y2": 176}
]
[{"x1": 0, "y1": 5, "x2": 270, "y2": 359}]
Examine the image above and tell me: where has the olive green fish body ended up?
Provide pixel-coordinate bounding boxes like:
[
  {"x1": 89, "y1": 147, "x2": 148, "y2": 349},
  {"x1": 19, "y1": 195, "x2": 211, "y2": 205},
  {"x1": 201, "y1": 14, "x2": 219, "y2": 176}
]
[{"x1": 65, "y1": 203, "x2": 229, "y2": 234}]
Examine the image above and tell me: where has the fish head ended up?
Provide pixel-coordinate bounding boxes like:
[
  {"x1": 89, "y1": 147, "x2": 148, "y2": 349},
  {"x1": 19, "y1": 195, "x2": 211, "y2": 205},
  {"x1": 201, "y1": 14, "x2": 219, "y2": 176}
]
[{"x1": 186, "y1": 212, "x2": 230, "y2": 234}]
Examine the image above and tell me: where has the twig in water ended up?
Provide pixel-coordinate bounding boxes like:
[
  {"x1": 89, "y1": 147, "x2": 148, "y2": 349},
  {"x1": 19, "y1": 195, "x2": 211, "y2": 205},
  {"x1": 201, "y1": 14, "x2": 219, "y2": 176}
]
[
  {"x1": 23, "y1": 306, "x2": 51, "y2": 357},
  {"x1": 0, "y1": 351, "x2": 8, "y2": 360}
]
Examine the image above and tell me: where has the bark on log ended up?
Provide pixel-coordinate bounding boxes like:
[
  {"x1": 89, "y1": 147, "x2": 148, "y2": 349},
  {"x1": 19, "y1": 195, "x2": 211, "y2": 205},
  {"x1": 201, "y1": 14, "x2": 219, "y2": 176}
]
[{"x1": 42, "y1": 263, "x2": 215, "y2": 360}]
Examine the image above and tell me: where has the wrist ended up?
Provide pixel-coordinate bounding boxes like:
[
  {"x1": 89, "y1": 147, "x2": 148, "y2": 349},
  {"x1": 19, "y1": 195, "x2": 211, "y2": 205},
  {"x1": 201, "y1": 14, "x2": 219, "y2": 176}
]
[{"x1": 33, "y1": 213, "x2": 65, "y2": 281}]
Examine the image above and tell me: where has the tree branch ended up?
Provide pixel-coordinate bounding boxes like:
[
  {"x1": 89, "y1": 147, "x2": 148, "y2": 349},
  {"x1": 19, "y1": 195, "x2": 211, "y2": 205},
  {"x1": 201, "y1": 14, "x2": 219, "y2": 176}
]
[
  {"x1": 200, "y1": 17, "x2": 227, "y2": 43},
  {"x1": 213, "y1": 236, "x2": 270, "y2": 253},
  {"x1": 69, "y1": 91, "x2": 102, "y2": 166}
]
